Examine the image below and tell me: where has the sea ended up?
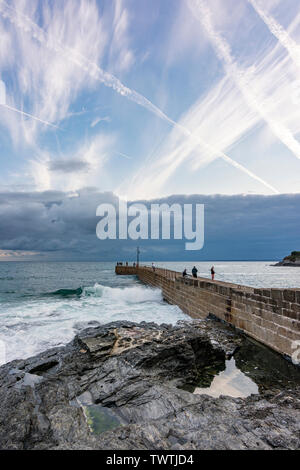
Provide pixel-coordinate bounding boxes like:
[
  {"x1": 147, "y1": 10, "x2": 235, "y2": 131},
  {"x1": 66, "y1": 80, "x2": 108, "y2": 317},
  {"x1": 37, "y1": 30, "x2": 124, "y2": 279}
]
[{"x1": 0, "y1": 260, "x2": 299, "y2": 366}]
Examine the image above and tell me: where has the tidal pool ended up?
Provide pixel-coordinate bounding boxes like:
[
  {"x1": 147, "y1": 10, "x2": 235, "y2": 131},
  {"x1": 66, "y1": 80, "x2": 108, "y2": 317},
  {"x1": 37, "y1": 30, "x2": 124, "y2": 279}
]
[
  {"x1": 193, "y1": 357, "x2": 259, "y2": 398},
  {"x1": 180, "y1": 337, "x2": 300, "y2": 398},
  {"x1": 71, "y1": 391, "x2": 123, "y2": 435},
  {"x1": 84, "y1": 405, "x2": 122, "y2": 435}
]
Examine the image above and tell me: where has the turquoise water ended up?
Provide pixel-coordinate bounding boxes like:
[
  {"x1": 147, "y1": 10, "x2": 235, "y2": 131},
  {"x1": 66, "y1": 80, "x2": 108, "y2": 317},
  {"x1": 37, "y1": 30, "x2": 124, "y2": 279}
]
[
  {"x1": 0, "y1": 261, "x2": 299, "y2": 365},
  {"x1": 0, "y1": 261, "x2": 186, "y2": 364}
]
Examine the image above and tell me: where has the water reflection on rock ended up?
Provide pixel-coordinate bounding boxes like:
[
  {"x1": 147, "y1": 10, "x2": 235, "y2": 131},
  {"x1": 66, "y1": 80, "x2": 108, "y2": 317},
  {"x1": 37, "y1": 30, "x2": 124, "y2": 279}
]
[
  {"x1": 182, "y1": 336, "x2": 300, "y2": 399},
  {"x1": 194, "y1": 357, "x2": 258, "y2": 398}
]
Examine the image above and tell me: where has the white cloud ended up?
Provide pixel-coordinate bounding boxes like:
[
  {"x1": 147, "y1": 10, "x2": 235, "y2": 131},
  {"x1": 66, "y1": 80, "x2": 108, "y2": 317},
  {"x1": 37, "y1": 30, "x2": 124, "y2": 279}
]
[
  {"x1": 248, "y1": 0, "x2": 300, "y2": 67},
  {"x1": 108, "y1": 0, "x2": 135, "y2": 73},
  {"x1": 121, "y1": 0, "x2": 300, "y2": 199},
  {"x1": 187, "y1": 0, "x2": 300, "y2": 162},
  {"x1": 120, "y1": 72, "x2": 281, "y2": 200},
  {"x1": 91, "y1": 116, "x2": 111, "y2": 128},
  {"x1": 28, "y1": 133, "x2": 115, "y2": 192},
  {"x1": 0, "y1": 18, "x2": 12, "y2": 67},
  {"x1": 0, "y1": 0, "x2": 299, "y2": 199},
  {"x1": 0, "y1": 249, "x2": 41, "y2": 259},
  {"x1": 0, "y1": 0, "x2": 107, "y2": 146},
  {"x1": 0, "y1": 0, "x2": 272, "y2": 194},
  {"x1": 162, "y1": 0, "x2": 209, "y2": 68}
]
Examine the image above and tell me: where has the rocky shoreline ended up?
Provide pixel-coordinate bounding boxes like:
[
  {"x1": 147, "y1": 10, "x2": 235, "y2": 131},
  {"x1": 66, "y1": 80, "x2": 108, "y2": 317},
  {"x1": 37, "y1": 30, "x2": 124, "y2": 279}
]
[
  {"x1": 0, "y1": 319, "x2": 299, "y2": 450},
  {"x1": 274, "y1": 251, "x2": 300, "y2": 266}
]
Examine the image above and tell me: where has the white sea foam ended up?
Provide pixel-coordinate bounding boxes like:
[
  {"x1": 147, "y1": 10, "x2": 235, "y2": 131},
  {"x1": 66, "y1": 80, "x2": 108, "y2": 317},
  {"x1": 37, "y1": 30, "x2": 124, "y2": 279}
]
[
  {"x1": 83, "y1": 283, "x2": 163, "y2": 303},
  {"x1": 0, "y1": 283, "x2": 187, "y2": 365}
]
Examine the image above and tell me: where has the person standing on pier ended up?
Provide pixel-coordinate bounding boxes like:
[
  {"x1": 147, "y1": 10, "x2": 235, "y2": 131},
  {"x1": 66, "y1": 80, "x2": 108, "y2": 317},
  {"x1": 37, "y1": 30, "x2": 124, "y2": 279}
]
[
  {"x1": 192, "y1": 266, "x2": 198, "y2": 278},
  {"x1": 182, "y1": 268, "x2": 187, "y2": 277},
  {"x1": 211, "y1": 266, "x2": 215, "y2": 281},
  {"x1": 152, "y1": 262, "x2": 156, "y2": 272}
]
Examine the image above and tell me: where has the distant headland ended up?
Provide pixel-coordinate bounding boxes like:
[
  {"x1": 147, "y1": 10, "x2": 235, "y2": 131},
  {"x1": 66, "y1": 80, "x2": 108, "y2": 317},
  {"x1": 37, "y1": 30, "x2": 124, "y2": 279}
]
[{"x1": 274, "y1": 251, "x2": 300, "y2": 266}]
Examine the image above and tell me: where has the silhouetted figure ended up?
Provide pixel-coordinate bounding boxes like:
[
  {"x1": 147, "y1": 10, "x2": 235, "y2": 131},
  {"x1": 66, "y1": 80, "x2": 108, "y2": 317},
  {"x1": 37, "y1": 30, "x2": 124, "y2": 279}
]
[
  {"x1": 152, "y1": 262, "x2": 155, "y2": 272},
  {"x1": 182, "y1": 269, "x2": 187, "y2": 277},
  {"x1": 211, "y1": 266, "x2": 215, "y2": 281},
  {"x1": 192, "y1": 266, "x2": 198, "y2": 278}
]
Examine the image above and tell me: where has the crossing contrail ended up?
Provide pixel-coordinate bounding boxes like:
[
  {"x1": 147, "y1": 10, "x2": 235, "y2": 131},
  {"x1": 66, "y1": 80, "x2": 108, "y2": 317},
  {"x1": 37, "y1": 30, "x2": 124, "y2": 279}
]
[
  {"x1": 0, "y1": 103, "x2": 60, "y2": 129},
  {"x1": 248, "y1": 0, "x2": 300, "y2": 67},
  {"x1": 0, "y1": 0, "x2": 279, "y2": 193},
  {"x1": 116, "y1": 152, "x2": 132, "y2": 160},
  {"x1": 188, "y1": 0, "x2": 300, "y2": 163}
]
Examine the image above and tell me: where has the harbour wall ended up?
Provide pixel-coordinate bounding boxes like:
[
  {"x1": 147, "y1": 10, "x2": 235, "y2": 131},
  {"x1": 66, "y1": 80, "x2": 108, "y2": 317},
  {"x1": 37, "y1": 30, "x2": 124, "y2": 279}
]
[{"x1": 115, "y1": 265, "x2": 300, "y2": 360}]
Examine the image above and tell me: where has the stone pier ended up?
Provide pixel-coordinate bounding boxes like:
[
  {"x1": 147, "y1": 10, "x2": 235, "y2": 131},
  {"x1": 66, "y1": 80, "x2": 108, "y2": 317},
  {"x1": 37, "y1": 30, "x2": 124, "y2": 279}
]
[{"x1": 115, "y1": 265, "x2": 300, "y2": 361}]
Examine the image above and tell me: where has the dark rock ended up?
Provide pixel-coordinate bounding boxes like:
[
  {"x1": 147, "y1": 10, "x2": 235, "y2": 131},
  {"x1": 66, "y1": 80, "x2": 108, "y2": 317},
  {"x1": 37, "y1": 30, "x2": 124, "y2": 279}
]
[
  {"x1": 0, "y1": 319, "x2": 299, "y2": 450},
  {"x1": 274, "y1": 251, "x2": 300, "y2": 267}
]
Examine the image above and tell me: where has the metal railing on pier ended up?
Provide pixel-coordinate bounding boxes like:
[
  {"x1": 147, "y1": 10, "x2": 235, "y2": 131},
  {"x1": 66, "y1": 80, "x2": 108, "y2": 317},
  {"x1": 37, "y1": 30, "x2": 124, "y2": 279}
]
[{"x1": 141, "y1": 266, "x2": 180, "y2": 281}]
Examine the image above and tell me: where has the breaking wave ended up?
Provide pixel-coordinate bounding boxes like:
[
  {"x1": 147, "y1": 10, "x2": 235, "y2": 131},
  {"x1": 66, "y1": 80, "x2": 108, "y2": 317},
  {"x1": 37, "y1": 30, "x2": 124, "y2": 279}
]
[
  {"x1": 48, "y1": 288, "x2": 83, "y2": 297},
  {"x1": 82, "y1": 283, "x2": 163, "y2": 303},
  {"x1": 46, "y1": 284, "x2": 162, "y2": 303}
]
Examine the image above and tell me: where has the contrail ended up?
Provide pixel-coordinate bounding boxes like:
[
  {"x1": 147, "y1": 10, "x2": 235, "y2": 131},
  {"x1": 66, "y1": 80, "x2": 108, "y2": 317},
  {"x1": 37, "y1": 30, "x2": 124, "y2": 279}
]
[
  {"x1": 0, "y1": 0, "x2": 279, "y2": 194},
  {"x1": 162, "y1": 120, "x2": 279, "y2": 194},
  {"x1": 116, "y1": 152, "x2": 132, "y2": 160},
  {"x1": 0, "y1": 103, "x2": 60, "y2": 129},
  {"x1": 188, "y1": 0, "x2": 300, "y2": 162},
  {"x1": 248, "y1": 0, "x2": 300, "y2": 67},
  {"x1": 0, "y1": 0, "x2": 178, "y2": 125}
]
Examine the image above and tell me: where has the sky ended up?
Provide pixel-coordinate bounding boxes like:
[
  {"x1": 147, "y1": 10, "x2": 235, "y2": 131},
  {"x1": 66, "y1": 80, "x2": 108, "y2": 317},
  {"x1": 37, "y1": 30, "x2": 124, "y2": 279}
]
[
  {"x1": 0, "y1": 190, "x2": 299, "y2": 261},
  {"x1": 0, "y1": 0, "x2": 299, "y2": 261}
]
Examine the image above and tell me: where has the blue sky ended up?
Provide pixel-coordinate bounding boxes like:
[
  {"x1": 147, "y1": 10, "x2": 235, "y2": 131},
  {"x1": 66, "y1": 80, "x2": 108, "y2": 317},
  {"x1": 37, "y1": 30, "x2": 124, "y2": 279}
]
[
  {"x1": 0, "y1": 0, "x2": 299, "y2": 260},
  {"x1": 0, "y1": 0, "x2": 300, "y2": 196}
]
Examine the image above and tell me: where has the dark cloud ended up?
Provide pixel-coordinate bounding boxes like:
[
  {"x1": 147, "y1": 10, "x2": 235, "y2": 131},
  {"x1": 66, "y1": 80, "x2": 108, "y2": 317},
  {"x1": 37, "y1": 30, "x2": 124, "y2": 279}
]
[
  {"x1": 0, "y1": 190, "x2": 299, "y2": 261},
  {"x1": 49, "y1": 159, "x2": 90, "y2": 173}
]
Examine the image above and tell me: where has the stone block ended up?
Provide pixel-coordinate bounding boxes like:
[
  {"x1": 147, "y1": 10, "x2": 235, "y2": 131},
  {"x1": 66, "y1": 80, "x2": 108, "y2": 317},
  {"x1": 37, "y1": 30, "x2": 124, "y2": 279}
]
[
  {"x1": 271, "y1": 290, "x2": 283, "y2": 301},
  {"x1": 283, "y1": 290, "x2": 296, "y2": 302}
]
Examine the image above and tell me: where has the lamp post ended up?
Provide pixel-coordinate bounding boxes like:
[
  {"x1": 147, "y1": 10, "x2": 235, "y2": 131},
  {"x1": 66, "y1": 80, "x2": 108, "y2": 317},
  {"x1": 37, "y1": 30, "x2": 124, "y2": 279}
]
[{"x1": 136, "y1": 246, "x2": 140, "y2": 267}]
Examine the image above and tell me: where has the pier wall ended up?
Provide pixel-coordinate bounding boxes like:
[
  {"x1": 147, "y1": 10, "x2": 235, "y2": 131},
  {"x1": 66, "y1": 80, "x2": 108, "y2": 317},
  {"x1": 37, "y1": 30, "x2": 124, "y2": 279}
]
[{"x1": 116, "y1": 265, "x2": 300, "y2": 360}]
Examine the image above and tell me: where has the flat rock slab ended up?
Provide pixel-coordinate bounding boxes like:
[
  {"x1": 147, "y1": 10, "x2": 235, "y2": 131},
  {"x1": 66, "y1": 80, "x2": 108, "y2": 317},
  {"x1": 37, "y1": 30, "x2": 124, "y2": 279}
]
[{"x1": 0, "y1": 319, "x2": 299, "y2": 450}]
